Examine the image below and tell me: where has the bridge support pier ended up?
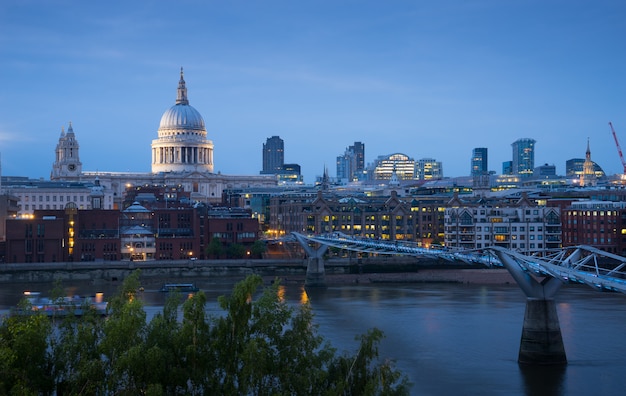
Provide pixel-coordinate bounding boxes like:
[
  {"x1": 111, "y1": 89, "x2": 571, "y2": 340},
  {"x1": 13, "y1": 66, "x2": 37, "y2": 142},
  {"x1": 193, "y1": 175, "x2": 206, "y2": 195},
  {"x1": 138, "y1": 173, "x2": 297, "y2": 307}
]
[
  {"x1": 519, "y1": 298, "x2": 567, "y2": 365},
  {"x1": 305, "y1": 257, "x2": 327, "y2": 288},
  {"x1": 493, "y1": 249, "x2": 567, "y2": 365},
  {"x1": 292, "y1": 233, "x2": 329, "y2": 288}
]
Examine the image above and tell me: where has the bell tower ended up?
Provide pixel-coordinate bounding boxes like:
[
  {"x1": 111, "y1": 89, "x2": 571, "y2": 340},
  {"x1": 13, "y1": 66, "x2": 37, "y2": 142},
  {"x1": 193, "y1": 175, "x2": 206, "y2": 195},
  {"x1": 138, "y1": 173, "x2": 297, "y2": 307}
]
[{"x1": 51, "y1": 122, "x2": 83, "y2": 180}]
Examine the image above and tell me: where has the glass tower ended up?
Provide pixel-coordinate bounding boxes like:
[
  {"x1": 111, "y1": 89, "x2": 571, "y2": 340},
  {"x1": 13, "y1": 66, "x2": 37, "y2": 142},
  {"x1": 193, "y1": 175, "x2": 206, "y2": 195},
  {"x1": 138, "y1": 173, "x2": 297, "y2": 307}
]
[
  {"x1": 471, "y1": 147, "x2": 488, "y2": 176},
  {"x1": 512, "y1": 138, "x2": 536, "y2": 178}
]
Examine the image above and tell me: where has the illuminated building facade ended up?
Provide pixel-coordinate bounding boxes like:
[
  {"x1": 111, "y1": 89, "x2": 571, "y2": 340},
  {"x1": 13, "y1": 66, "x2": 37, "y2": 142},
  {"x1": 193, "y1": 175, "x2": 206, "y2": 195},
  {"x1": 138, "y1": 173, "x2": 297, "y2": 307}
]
[
  {"x1": 371, "y1": 153, "x2": 415, "y2": 180},
  {"x1": 269, "y1": 190, "x2": 446, "y2": 244},
  {"x1": 444, "y1": 193, "x2": 561, "y2": 254},
  {"x1": 416, "y1": 158, "x2": 443, "y2": 180}
]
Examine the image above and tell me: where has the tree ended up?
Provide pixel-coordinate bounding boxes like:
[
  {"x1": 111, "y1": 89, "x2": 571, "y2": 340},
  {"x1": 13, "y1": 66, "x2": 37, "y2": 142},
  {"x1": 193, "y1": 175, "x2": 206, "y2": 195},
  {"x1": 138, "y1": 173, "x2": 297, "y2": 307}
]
[
  {"x1": 226, "y1": 243, "x2": 246, "y2": 259},
  {"x1": 206, "y1": 237, "x2": 223, "y2": 259},
  {"x1": 99, "y1": 269, "x2": 148, "y2": 393},
  {"x1": 250, "y1": 239, "x2": 267, "y2": 259},
  {"x1": 0, "y1": 299, "x2": 54, "y2": 394},
  {"x1": 0, "y1": 272, "x2": 411, "y2": 395}
]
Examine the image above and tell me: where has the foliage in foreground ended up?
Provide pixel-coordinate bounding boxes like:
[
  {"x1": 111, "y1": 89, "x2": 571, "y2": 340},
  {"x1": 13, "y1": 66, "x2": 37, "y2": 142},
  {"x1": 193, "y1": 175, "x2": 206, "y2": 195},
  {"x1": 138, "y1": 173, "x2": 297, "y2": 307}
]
[{"x1": 0, "y1": 271, "x2": 410, "y2": 395}]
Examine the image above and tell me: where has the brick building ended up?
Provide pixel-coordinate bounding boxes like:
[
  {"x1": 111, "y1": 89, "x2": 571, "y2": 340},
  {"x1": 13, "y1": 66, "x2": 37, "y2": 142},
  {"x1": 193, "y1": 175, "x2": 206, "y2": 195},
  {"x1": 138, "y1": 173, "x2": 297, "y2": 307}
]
[
  {"x1": 4, "y1": 192, "x2": 260, "y2": 263},
  {"x1": 269, "y1": 190, "x2": 446, "y2": 245},
  {"x1": 561, "y1": 200, "x2": 626, "y2": 255}
]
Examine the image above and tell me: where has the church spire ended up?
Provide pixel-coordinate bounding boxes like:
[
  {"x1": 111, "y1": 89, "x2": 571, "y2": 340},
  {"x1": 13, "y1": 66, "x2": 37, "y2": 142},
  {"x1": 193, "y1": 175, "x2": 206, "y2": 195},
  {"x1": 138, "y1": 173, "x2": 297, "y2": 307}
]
[{"x1": 176, "y1": 67, "x2": 189, "y2": 105}]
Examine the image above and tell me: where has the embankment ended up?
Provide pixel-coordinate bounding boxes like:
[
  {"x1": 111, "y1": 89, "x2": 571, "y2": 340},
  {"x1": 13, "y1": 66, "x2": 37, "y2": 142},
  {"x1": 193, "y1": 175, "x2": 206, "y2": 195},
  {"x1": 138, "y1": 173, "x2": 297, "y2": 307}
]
[{"x1": 0, "y1": 256, "x2": 514, "y2": 285}]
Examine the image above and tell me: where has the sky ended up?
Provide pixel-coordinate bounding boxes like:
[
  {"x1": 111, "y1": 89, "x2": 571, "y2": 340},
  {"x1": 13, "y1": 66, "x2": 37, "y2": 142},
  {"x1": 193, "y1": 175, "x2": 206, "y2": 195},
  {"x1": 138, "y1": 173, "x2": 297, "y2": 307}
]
[{"x1": 0, "y1": 0, "x2": 625, "y2": 183}]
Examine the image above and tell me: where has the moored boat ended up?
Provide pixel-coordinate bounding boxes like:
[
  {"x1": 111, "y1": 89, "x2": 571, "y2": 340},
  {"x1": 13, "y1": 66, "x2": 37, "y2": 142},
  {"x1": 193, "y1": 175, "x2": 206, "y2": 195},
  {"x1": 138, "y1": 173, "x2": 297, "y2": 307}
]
[
  {"x1": 17, "y1": 291, "x2": 107, "y2": 317},
  {"x1": 159, "y1": 283, "x2": 199, "y2": 293}
]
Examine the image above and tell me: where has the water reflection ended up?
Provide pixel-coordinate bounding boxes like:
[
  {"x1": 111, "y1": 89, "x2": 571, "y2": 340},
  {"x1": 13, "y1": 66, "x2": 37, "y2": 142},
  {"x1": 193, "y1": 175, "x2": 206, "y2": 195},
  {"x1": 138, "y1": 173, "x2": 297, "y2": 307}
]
[{"x1": 519, "y1": 364, "x2": 566, "y2": 396}]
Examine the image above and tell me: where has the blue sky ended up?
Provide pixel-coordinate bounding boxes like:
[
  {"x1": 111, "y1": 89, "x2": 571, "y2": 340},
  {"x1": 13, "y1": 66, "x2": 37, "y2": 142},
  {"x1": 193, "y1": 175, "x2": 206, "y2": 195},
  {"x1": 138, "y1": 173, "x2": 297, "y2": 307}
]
[{"x1": 1, "y1": 0, "x2": 625, "y2": 183}]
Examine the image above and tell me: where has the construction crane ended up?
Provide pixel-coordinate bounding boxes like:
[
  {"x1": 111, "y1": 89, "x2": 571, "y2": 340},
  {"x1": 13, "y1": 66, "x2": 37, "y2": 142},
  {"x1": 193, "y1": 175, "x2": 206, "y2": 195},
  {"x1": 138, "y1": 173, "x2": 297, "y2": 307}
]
[{"x1": 609, "y1": 122, "x2": 626, "y2": 177}]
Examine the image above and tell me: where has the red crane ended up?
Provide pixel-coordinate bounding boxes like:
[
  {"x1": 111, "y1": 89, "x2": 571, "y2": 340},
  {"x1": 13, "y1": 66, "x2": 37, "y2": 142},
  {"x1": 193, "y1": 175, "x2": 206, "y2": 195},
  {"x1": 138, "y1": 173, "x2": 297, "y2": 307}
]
[{"x1": 609, "y1": 122, "x2": 626, "y2": 175}]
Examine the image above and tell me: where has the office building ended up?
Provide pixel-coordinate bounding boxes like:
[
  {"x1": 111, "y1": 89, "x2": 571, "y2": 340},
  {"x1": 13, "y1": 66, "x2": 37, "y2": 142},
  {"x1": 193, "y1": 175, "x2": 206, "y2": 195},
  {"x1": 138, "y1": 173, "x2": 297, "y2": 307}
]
[
  {"x1": 352, "y1": 141, "x2": 365, "y2": 175},
  {"x1": 370, "y1": 153, "x2": 415, "y2": 180},
  {"x1": 416, "y1": 158, "x2": 443, "y2": 180},
  {"x1": 261, "y1": 136, "x2": 284, "y2": 175},
  {"x1": 336, "y1": 142, "x2": 365, "y2": 182},
  {"x1": 471, "y1": 148, "x2": 488, "y2": 176},
  {"x1": 512, "y1": 138, "x2": 536, "y2": 178}
]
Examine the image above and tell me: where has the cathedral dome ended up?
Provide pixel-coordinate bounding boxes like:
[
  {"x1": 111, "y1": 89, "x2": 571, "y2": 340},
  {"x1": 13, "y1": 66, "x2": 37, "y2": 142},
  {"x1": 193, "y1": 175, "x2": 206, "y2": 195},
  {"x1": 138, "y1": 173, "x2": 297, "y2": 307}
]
[
  {"x1": 151, "y1": 68, "x2": 215, "y2": 174},
  {"x1": 159, "y1": 104, "x2": 205, "y2": 131}
]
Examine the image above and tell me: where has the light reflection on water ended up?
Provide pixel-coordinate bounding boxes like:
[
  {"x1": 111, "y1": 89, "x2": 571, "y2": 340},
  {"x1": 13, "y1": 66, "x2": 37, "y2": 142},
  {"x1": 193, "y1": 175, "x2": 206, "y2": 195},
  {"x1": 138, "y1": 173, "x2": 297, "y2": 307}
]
[{"x1": 2, "y1": 278, "x2": 626, "y2": 395}]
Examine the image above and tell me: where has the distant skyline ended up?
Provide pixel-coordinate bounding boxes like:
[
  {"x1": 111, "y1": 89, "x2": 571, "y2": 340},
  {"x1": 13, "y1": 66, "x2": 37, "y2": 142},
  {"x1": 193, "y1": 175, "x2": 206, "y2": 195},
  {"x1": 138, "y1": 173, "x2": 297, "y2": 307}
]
[{"x1": 1, "y1": 1, "x2": 625, "y2": 183}]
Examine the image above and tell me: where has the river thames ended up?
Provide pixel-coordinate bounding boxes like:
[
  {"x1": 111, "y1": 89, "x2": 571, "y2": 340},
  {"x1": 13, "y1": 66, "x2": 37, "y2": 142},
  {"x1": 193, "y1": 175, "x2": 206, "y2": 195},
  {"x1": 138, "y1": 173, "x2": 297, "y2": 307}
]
[{"x1": 2, "y1": 276, "x2": 626, "y2": 395}]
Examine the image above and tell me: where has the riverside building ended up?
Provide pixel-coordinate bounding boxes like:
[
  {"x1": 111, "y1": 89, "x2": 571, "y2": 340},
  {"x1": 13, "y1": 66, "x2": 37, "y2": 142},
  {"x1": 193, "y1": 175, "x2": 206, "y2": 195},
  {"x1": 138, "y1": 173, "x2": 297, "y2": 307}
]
[{"x1": 444, "y1": 192, "x2": 562, "y2": 254}]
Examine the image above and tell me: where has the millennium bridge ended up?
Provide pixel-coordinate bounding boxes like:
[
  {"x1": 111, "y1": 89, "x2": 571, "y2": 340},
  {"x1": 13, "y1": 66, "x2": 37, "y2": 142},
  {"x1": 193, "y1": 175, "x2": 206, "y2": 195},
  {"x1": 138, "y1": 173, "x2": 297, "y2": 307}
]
[{"x1": 291, "y1": 232, "x2": 626, "y2": 365}]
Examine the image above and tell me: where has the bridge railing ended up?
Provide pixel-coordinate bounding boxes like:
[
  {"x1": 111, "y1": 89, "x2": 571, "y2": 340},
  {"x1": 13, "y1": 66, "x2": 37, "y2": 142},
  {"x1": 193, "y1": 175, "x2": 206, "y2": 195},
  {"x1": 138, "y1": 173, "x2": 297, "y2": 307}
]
[{"x1": 291, "y1": 232, "x2": 626, "y2": 294}]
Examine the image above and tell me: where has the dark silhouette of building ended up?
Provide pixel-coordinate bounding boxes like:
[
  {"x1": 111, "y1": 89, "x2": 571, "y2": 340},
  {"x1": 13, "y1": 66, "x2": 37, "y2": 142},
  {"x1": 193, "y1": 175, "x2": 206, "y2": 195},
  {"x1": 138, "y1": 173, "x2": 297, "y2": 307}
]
[{"x1": 261, "y1": 136, "x2": 284, "y2": 175}]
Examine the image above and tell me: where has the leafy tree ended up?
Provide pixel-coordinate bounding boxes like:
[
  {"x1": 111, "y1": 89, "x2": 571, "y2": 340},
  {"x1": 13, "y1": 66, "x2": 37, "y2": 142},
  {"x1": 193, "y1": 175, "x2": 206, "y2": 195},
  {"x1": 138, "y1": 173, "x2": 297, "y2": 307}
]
[
  {"x1": 0, "y1": 300, "x2": 54, "y2": 394},
  {"x1": 206, "y1": 237, "x2": 223, "y2": 259},
  {"x1": 100, "y1": 269, "x2": 148, "y2": 394},
  {"x1": 142, "y1": 290, "x2": 187, "y2": 394},
  {"x1": 52, "y1": 306, "x2": 106, "y2": 394},
  {"x1": 226, "y1": 243, "x2": 246, "y2": 259},
  {"x1": 250, "y1": 239, "x2": 267, "y2": 259},
  {"x1": 0, "y1": 271, "x2": 411, "y2": 395}
]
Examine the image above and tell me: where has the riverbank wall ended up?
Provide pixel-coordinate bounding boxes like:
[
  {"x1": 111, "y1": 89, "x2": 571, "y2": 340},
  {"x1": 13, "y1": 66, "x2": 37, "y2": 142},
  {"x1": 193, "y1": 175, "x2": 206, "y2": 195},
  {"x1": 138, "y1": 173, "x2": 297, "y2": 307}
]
[{"x1": 0, "y1": 256, "x2": 514, "y2": 285}]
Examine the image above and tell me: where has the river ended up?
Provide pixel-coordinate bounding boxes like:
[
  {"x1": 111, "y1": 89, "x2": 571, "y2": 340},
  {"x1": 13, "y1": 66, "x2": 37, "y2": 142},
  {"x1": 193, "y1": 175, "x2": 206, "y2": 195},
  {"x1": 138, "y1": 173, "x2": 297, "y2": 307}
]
[{"x1": 1, "y1": 276, "x2": 625, "y2": 395}]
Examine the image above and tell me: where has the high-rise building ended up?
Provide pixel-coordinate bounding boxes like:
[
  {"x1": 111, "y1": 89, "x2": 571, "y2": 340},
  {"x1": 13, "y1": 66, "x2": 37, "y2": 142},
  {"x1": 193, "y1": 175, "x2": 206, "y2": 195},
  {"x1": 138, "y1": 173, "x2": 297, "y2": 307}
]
[
  {"x1": 336, "y1": 141, "x2": 365, "y2": 182},
  {"x1": 502, "y1": 161, "x2": 513, "y2": 175},
  {"x1": 336, "y1": 154, "x2": 352, "y2": 182},
  {"x1": 352, "y1": 142, "x2": 365, "y2": 174},
  {"x1": 261, "y1": 136, "x2": 284, "y2": 175},
  {"x1": 512, "y1": 138, "x2": 536, "y2": 178},
  {"x1": 470, "y1": 148, "x2": 488, "y2": 176}
]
